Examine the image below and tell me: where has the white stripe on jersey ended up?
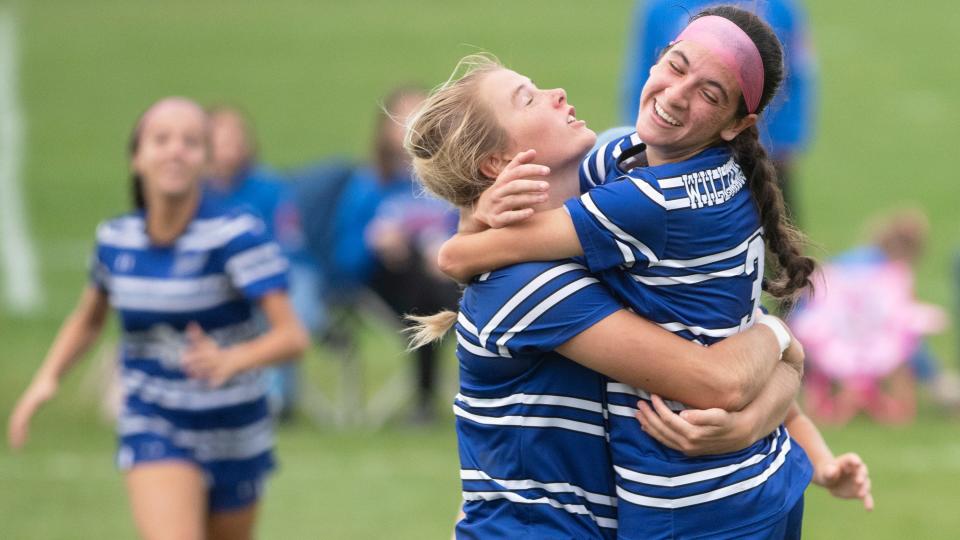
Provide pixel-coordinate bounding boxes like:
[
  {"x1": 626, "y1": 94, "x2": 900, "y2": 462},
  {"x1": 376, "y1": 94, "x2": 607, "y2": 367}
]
[
  {"x1": 626, "y1": 177, "x2": 667, "y2": 208},
  {"x1": 495, "y1": 277, "x2": 599, "y2": 357},
  {"x1": 478, "y1": 262, "x2": 586, "y2": 348},
  {"x1": 611, "y1": 141, "x2": 624, "y2": 159},
  {"x1": 581, "y1": 158, "x2": 596, "y2": 188},
  {"x1": 606, "y1": 382, "x2": 686, "y2": 412},
  {"x1": 461, "y1": 469, "x2": 616, "y2": 507},
  {"x1": 456, "y1": 330, "x2": 500, "y2": 358},
  {"x1": 615, "y1": 239, "x2": 636, "y2": 267},
  {"x1": 630, "y1": 263, "x2": 745, "y2": 287},
  {"x1": 615, "y1": 436, "x2": 793, "y2": 509},
  {"x1": 579, "y1": 193, "x2": 658, "y2": 264},
  {"x1": 594, "y1": 142, "x2": 611, "y2": 184},
  {"x1": 117, "y1": 415, "x2": 273, "y2": 461},
  {"x1": 649, "y1": 228, "x2": 762, "y2": 269},
  {"x1": 453, "y1": 405, "x2": 605, "y2": 437},
  {"x1": 455, "y1": 392, "x2": 604, "y2": 414},
  {"x1": 109, "y1": 274, "x2": 239, "y2": 312},
  {"x1": 96, "y1": 218, "x2": 148, "y2": 249},
  {"x1": 457, "y1": 312, "x2": 481, "y2": 339},
  {"x1": 123, "y1": 369, "x2": 265, "y2": 411},
  {"x1": 656, "y1": 321, "x2": 741, "y2": 339},
  {"x1": 613, "y1": 429, "x2": 783, "y2": 488},
  {"x1": 462, "y1": 490, "x2": 618, "y2": 530},
  {"x1": 122, "y1": 320, "x2": 261, "y2": 371},
  {"x1": 178, "y1": 214, "x2": 261, "y2": 251},
  {"x1": 96, "y1": 214, "x2": 261, "y2": 252},
  {"x1": 226, "y1": 242, "x2": 289, "y2": 289}
]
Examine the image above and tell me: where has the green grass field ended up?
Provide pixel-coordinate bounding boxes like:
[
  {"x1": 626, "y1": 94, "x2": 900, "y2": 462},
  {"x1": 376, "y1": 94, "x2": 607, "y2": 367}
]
[{"x1": 2, "y1": 0, "x2": 960, "y2": 537}]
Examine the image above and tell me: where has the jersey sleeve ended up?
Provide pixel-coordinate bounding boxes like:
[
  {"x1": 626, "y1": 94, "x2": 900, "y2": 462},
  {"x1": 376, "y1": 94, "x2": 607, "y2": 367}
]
[
  {"x1": 509, "y1": 268, "x2": 621, "y2": 355},
  {"x1": 222, "y1": 212, "x2": 290, "y2": 300},
  {"x1": 563, "y1": 174, "x2": 668, "y2": 273},
  {"x1": 471, "y1": 262, "x2": 622, "y2": 357},
  {"x1": 88, "y1": 243, "x2": 110, "y2": 293}
]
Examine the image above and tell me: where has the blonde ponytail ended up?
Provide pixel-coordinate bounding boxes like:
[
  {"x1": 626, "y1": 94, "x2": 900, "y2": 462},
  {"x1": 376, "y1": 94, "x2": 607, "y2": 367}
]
[{"x1": 404, "y1": 310, "x2": 458, "y2": 350}]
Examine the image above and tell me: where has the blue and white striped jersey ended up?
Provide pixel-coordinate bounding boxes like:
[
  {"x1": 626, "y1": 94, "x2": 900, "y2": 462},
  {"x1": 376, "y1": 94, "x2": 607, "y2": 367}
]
[
  {"x1": 454, "y1": 260, "x2": 622, "y2": 539},
  {"x1": 565, "y1": 133, "x2": 812, "y2": 538},
  {"x1": 91, "y1": 194, "x2": 288, "y2": 477}
]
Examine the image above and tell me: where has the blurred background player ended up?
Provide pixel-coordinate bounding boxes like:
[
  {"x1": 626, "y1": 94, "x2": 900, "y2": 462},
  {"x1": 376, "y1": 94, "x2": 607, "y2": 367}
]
[
  {"x1": 328, "y1": 87, "x2": 459, "y2": 423},
  {"x1": 621, "y1": 0, "x2": 817, "y2": 222},
  {"x1": 204, "y1": 106, "x2": 316, "y2": 419},
  {"x1": 8, "y1": 98, "x2": 308, "y2": 540}
]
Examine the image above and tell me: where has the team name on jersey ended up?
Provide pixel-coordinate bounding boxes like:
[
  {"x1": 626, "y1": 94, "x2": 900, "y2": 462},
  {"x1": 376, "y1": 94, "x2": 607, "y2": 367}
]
[{"x1": 661, "y1": 158, "x2": 748, "y2": 210}]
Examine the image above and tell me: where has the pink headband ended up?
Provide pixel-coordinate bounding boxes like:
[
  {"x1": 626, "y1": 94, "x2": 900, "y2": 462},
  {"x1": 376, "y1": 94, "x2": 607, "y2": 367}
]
[{"x1": 674, "y1": 15, "x2": 764, "y2": 113}]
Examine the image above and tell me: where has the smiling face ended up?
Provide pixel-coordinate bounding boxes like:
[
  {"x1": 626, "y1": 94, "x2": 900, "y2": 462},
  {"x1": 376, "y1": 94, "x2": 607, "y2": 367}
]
[
  {"x1": 132, "y1": 99, "x2": 209, "y2": 202},
  {"x1": 635, "y1": 40, "x2": 756, "y2": 165},
  {"x1": 479, "y1": 68, "x2": 596, "y2": 173}
]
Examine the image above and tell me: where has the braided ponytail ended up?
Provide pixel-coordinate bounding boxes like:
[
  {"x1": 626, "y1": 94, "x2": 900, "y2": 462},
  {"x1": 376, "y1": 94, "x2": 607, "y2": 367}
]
[
  {"x1": 695, "y1": 5, "x2": 817, "y2": 303},
  {"x1": 731, "y1": 126, "x2": 815, "y2": 300}
]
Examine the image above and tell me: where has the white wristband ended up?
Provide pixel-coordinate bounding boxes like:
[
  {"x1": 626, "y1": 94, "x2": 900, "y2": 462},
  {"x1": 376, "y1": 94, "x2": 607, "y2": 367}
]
[{"x1": 757, "y1": 314, "x2": 792, "y2": 356}]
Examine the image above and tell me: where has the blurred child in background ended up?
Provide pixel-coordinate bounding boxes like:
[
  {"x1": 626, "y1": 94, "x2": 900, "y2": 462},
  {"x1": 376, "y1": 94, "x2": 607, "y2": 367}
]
[{"x1": 791, "y1": 208, "x2": 953, "y2": 424}]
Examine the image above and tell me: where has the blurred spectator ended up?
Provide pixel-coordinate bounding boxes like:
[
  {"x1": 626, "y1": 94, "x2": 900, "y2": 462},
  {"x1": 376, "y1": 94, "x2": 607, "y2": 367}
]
[
  {"x1": 621, "y1": 0, "x2": 817, "y2": 220},
  {"x1": 791, "y1": 209, "x2": 952, "y2": 424},
  {"x1": 205, "y1": 106, "x2": 316, "y2": 419},
  {"x1": 328, "y1": 87, "x2": 459, "y2": 424}
]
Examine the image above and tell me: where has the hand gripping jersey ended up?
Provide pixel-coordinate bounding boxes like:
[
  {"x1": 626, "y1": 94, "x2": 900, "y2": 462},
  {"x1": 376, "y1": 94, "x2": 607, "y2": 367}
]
[
  {"x1": 90, "y1": 194, "x2": 289, "y2": 511},
  {"x1": 453, "y1": 260, "x2": 621, "y2": 539},
  {"x1": 564, "y1": 133, "x2": 811, "y2": 538}
]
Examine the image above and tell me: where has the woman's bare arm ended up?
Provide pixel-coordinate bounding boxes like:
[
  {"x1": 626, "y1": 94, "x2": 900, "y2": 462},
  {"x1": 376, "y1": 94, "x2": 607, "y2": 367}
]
[
  {"x1": 182, "y1": 291, "x2": 310, "y2": 387},
  {"x1": 439, "y1": 208, "x2": 582, "y2": 282},
  {"x1": 8, "y1": 286, "x2": 110, "y2": 449},
  {"x1": 555, "y1": 310, "x2": 792, "y2": 411},
  {"x1": 786, "y1": 405, "x2": 874, "y2": 510},
  {"x1": 635, "y1": 361, "x2": 803, "y2": 456}
]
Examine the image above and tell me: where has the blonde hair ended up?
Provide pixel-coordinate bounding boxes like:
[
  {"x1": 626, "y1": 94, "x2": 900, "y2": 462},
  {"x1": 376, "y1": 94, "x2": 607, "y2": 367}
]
[
  {"x1": 402, "y1": 54, "x2": 509, "y2": 349},
  {"x1": 404, "y1": 53, "x2": 509, "y2": 207},
  {"x1": 403, "y1": 310, "x2": 459, "y2": 350}
]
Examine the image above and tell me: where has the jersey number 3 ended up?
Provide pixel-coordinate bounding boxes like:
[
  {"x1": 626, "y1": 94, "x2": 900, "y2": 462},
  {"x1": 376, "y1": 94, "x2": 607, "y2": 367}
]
[{"x1": 740, "y1": 234, "x2": 765, "y2": 330}]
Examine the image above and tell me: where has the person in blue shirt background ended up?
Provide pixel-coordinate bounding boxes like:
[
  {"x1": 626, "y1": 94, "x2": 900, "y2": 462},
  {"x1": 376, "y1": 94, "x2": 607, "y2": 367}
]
[
  {"x1": 622, "y1": 0, "x2": 817, "y2": 221},
  {"x1": 328, "y1": 88, "x2": 460, "y2": 423},
  {"x1": 204, "y1": 107, "x2": 316, "y2": 419}
]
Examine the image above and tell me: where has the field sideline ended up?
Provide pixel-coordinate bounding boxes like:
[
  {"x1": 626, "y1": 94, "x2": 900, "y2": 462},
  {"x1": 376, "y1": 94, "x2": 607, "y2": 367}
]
[{"x1": 2, "y1": 0, "x2": 959, "y2": 537}]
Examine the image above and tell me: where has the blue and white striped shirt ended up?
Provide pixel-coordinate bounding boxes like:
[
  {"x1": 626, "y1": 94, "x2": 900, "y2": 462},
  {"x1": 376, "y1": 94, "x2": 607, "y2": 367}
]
[
  {"x1": 91, "y1": 194, "x2": 288, "y2": 471},
  {"x1": 454, "y1": 260, "x2": 621, "y2": 539},
  {"x1": 565, "y1": 133, "x2": 811, "y2": 538}
]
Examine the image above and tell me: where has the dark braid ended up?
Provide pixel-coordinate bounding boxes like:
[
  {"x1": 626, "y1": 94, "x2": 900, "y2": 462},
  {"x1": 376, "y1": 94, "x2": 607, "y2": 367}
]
[
  {"x1": 730, "y1": 126, "x2": 815, "y2": 299},
  {"x1": 695, "y1": 5, "x2": 817, "y2": 301}
]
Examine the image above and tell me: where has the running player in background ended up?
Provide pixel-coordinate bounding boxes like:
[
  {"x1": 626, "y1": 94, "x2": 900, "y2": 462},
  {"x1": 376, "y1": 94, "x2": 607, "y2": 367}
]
[
  {"x1": 7, "y1": 97, "x2": 308, "y2": 540},
  {"x1": 437, "y1": 6, "x2": 870, "y2": 537},
  {"x1": 405, "y1": 54, "x2": 810, "y2": 538}
]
